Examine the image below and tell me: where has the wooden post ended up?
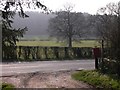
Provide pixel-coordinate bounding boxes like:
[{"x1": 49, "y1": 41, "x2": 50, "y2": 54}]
[
  {"x1": 101, "y1": 40, "x2": 104, "y2": 63},
  {"x1": 101, "y1": 39, "x2": 105, "y2": 72}
]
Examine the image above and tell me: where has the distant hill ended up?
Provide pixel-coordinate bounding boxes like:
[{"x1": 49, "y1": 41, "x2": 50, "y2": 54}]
[{"x1": 12, "y1": 11, "x2": 55, "y2": 38}]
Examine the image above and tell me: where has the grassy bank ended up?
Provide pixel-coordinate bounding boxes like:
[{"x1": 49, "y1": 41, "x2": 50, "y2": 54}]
[{"x1": 72, "y1": 70, "x2": 120, "y2": 89}]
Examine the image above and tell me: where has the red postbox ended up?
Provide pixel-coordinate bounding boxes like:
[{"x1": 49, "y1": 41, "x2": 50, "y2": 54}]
[
  {"x1": 93, "y1": 47, "x2": 101, "y2": 69},
  {"x1": 93, "y1": 48, "x2": 101, "y2": 58}
]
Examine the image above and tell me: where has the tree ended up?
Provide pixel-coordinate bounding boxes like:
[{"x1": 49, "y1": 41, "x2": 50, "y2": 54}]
[
  {"x1": 48, "y1": 5, "x2": 90, "y2": 47},
  {"x1": 1, "y1": 0, "x2": 48, "y2": 60},
  {"x1": 96, "y1": 1, "x2": 120, "y2": 75},
  {"x1": 96, "y1": 2, "x2": 120, "y2": 59}
]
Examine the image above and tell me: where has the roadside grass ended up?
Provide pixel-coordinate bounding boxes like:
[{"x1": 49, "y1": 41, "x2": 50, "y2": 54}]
[
  {"x1": 72, "y1": 70, "x2": 120, "y2": 89},
  {"x1": 17, "y1": 40, "x2": 100, "y2": 47},
  {"x1": 2, "y1": 83, "x2": 15, "y2": 90}
]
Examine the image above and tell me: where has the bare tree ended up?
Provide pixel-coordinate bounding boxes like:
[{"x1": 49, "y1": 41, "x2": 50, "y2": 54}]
[
  {"x1": 48, "y1": 5, "x2": 89, "y2": 47},
  {"x1": 97, "y1": 1, "x2": 120, "y2": 57},
  {"x1": 96, "y1": 1, "x2": 120, "y2": 75}
]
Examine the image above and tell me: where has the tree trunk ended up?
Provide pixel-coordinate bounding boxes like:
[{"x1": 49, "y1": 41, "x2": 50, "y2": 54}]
[{"x1": 68, "y1": 36, "x2": 72, "y2": 48}]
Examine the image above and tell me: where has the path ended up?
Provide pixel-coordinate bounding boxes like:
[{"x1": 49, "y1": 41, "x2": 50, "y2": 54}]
[{"x1": 1, "y1": 71, "x2": 93, "y2": 88}]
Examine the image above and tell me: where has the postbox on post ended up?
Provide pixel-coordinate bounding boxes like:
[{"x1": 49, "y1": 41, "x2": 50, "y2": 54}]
[{"x1": 93, "y1": 47, "x2": 101, "y2": 69}]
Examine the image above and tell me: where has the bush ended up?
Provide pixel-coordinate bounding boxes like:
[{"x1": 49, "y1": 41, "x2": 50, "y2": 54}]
[
  {"x1": 2, "y1": 83, "x2": 14, "y2": 90},
  {"x1": 99, "y1": 58, "x2": 120, "y2": 76}
]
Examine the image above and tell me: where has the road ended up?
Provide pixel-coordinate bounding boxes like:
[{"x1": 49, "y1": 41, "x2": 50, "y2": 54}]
[{"x1": 0, "y1": 60, "x2": 95, "y2": 76}]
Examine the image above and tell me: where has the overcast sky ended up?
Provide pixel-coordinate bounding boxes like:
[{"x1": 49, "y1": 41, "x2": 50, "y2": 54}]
[{"x1": 41, "y1": 0, "x2": 120, "y2": 14}]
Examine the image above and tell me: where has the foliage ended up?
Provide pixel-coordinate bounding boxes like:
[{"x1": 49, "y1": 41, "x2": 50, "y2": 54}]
[
  {"x1": 2, "y1": 83, "x2": 14, "y2": 90},
  {"x1": 98, "y1": 58, "x2": 119, "y2": 74},
  {"x1": 72, "y1": 70, "x2": 120, "y2": 89},
  {"x1": 2, "y1": 46, "x2": 93, "y2": 61},
  {"x1": 0, "y1": 0, "x2": 47, "y2": 47},
  {"x1": 1, "y1": 0, "x2": 49, "y2": 60},
  {"x1": 1, "y1": 1, "x2": 28, "y2": 60},
  {"x1": 95, "y1": 1, "x2": 120, "y2": 75},
  {"x1": 97, "y1": 2, "x2": 120, "y2": 58}
]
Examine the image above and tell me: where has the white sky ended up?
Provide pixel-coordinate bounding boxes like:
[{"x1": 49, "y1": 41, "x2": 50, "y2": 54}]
[{"x1": 41, "y1": 0, "x2": 120, "y2": 14}]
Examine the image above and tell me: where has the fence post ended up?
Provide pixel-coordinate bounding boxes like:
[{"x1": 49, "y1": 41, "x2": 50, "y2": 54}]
[
  {"x1": 101, "y1": 40, "x2": 104, "y2": 62},
  {"x1": 101, "y1": 39, "x2": 105, "y2": 72}
]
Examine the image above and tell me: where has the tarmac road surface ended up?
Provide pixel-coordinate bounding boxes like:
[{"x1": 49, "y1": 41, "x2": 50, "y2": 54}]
[{"x1": 0, "y1": 60, "x2": 95, "y2": 76}]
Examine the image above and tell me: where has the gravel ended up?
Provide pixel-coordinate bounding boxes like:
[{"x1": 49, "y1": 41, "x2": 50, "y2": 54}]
[{"x1": 1, "y1": 70, "x2": 93, "y2": 88}]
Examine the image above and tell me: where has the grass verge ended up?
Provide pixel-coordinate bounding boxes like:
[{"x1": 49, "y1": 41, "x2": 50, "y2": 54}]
[{"x1": 72, "y1": 70, "x2": 120, "y2": 89}]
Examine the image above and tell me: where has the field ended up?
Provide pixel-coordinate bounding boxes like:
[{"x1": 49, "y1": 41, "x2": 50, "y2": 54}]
[{"x1": 17, "y1": 40, "x2": 100, "y2": 47}]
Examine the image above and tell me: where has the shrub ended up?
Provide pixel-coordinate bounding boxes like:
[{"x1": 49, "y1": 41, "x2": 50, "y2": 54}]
[{"x1": 2, "y1": 83, "x2": 15, "y2": 90}]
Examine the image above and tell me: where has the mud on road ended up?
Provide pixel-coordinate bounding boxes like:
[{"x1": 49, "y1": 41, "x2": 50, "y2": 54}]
[{"x1": 1, "y1": 71, "x2": 93, "y2": 88}]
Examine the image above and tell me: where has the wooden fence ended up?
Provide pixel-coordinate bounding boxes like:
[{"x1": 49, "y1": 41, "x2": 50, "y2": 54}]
[{"x1": 2, "y1": 46, "x2": 93, "y2": 61}]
